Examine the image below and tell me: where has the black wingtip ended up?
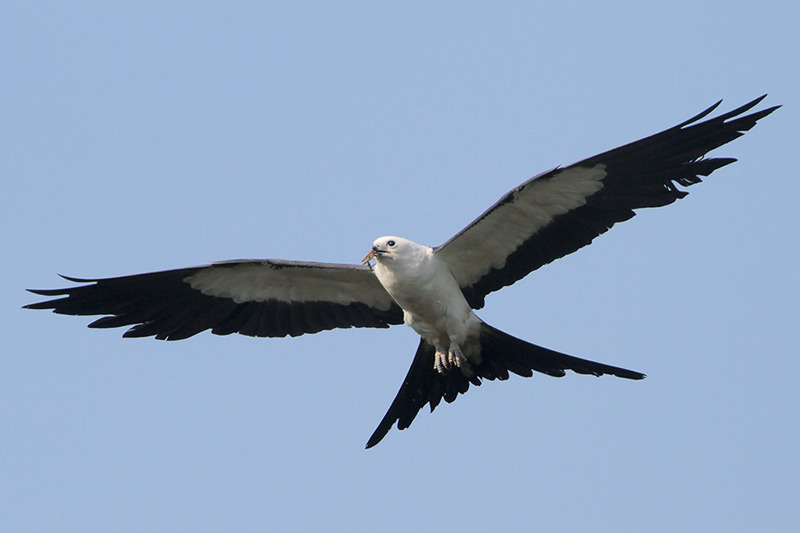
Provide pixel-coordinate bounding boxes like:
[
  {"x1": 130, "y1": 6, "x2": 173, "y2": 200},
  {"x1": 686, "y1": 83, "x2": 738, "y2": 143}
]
[
  {"x1": 623, "y1": 370, "x2": 647, "y2": 380},
  {"x1": 58, "y1": 273, "x2": 95, "y2": 283},
  {"x1": 719, "y1": 94, "x2": 768, "y2": 121},
  {"x1": 675, "y1": 94, "x2": 778, "y2": 130},
  {"x1": 675, "y1": 99, "x2": 722, "y2": 129},
  {"x1": 22, "y1": 294, "x2": 63, "y2": 309},
  {"x1": 25, "y1": 274, "x2": 93, "y2": 302}
]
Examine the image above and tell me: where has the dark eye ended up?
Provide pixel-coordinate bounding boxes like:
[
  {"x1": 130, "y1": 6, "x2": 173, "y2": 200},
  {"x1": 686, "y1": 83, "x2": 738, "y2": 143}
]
[{"x1": 387, "y1": 240, "x2": 396, "y2": 247}]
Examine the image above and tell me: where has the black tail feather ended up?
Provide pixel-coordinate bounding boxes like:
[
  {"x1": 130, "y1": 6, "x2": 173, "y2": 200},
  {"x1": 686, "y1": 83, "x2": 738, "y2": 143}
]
[
  {"x1": 365, "y1": 323, "x2": 644, "y2": 448},
  {"x1": 480, "y1": 324, "x2": 645, "y2": 380}
]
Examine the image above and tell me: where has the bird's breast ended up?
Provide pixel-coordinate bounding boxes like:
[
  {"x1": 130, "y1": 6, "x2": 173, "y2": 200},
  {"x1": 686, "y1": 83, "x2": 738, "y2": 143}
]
[{"x1": 374, "y1": 255, "x2": 473, "y2": 335}]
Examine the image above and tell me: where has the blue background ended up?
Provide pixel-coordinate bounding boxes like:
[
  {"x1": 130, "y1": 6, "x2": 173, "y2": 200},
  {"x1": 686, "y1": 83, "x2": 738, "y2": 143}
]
[{"x1": 3, "y1": 2, "x2": 798, "y2": 531}]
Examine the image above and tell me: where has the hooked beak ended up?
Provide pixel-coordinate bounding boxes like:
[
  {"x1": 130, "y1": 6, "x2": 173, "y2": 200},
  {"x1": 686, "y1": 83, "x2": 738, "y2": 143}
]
[{"x1": 361, "y1": 246, "x2": 384, "y2": 265}]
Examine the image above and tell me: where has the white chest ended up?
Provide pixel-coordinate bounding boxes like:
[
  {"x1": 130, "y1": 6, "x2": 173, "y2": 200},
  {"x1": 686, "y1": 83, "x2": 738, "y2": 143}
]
[{"x1": 373, "y1": 249, "x2": 475, "y2": 340}]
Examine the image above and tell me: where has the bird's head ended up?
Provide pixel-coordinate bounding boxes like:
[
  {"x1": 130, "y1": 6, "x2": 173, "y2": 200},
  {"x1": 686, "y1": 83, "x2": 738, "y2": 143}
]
[{"x1": 361, "y1": 236, "x2": 418, "y2": 265}]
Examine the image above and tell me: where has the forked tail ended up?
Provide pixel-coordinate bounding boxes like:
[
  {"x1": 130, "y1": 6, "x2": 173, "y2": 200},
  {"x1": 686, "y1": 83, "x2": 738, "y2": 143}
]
[{"x1": 366, "y1": 321, "x2": 644, "y2": 448}]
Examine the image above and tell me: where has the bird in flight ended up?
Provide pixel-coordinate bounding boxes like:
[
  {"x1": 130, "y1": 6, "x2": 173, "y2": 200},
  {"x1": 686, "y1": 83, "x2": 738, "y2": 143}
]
[{"x1": 26, "y1": 96, "x2": 777, "y2": 448}]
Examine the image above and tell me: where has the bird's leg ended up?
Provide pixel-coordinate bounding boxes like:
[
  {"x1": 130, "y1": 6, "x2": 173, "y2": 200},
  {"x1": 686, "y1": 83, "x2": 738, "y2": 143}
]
[
  {"x1": 433, "y1": 343, "x2": 449, "y2": 374},
  {"x1": 433, "y1": 339, "x2": 473, "y2": 376},
  {"x1": 448, "y1": 340, "x2": 473, "y2": 376}
]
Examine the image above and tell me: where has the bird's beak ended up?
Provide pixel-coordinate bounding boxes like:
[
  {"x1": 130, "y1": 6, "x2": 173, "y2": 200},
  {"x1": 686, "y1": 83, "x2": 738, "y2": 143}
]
[{"x1": 362, "y1": 247, "x2": 381, "y2": 265}]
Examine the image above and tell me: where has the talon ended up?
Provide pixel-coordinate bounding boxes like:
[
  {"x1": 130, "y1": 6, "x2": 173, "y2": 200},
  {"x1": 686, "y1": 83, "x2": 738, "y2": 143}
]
[
  {"x1": 431, "y1": 341, "x2": 473, "y2": 376},
  {"x1": 448, "y1": 342, "x2": 465, "y2": 367},
  {"x1": 447, "y1": 341, "x2": 473, "y2": 377},
  {"x1": 433, "y1": 341, "x2": 476, "y2": 376},
  {"x1": 434, "y1": 349, "x2": 448, "y2": 374}
]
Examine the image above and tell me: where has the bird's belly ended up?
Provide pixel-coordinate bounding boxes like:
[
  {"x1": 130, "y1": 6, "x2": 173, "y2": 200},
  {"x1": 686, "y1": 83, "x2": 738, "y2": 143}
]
[{"x1": 385, "y1": 274, "x2": 477, "y2": 347}]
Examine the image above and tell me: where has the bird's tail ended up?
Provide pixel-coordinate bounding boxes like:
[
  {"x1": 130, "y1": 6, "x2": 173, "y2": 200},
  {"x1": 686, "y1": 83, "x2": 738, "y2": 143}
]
[
  {"x1": 365, "y1": 321, "x2": 644, "y2": 448},
  {"x1": 474, "y1": 322, "x2": 645, "y2": 381}
]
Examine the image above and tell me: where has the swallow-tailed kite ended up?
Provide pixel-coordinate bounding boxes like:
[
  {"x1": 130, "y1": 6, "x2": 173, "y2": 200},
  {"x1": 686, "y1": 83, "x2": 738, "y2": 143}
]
[{"x1": 26, "y1": 96, "x2": 778, "y2": 448}]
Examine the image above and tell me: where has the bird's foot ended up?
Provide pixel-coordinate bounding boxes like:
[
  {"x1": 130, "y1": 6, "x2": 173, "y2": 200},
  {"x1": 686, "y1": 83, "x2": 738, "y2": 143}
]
[{"x1": 434, "y1": 342, "x2": 473, "y2": 376}]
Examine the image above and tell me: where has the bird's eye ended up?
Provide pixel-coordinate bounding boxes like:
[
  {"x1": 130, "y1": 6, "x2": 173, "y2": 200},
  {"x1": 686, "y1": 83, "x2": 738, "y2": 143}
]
[{"x1": 387, "y1": 240, "x2": 396, "y2": 247}]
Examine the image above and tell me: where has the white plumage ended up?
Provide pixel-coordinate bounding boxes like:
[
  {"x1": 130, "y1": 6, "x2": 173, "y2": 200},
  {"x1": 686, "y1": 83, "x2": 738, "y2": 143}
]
[{"x1": 365, "y1": 236, "x2": 482, "y2": 374}]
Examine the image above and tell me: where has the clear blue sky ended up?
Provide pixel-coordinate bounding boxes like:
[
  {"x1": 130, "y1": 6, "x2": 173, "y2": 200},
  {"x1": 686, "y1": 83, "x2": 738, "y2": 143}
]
[{"x1": 3, "y1": 2, "x2": 798, "y2": 531}]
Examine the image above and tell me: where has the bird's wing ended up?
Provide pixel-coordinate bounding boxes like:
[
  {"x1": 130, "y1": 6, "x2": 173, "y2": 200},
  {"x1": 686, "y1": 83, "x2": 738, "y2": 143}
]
[
  {"x1": 366, "y1": 323, "x2": 644, "y2": 448},
  {"x1": 25, "y1": 259, "x2": 404, "y2": 340},
  {"x1": 435, "y1": 96, "x2": 779, "y2": 309}
]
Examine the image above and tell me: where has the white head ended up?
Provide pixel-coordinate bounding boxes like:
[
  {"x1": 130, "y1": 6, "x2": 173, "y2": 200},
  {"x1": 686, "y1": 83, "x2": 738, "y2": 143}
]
[{"x1": 361, "y1": 236, "x2": 424, "y2": 265}]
